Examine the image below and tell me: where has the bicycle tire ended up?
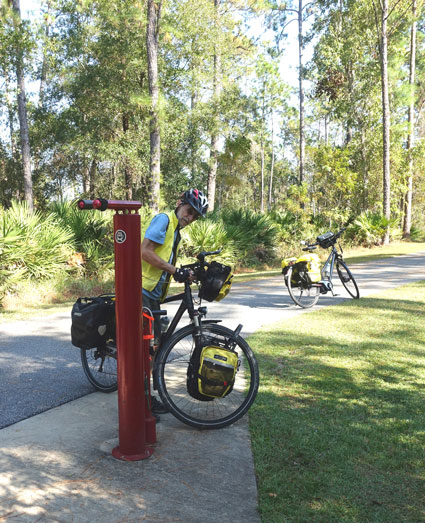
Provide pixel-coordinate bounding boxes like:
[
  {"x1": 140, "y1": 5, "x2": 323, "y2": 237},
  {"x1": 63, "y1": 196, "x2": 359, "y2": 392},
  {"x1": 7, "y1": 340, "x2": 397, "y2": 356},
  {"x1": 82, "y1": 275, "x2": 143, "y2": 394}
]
[
  {"x1": 286, "y1": 266, "x2": 320, "y2": 308},
  {"x1": 336, "y1": 260, "x2": 360, "y2": 299},
  {"x1": 155, "y1": 323, "x2": 259, "y2": 430},
  {"x1": 80, "y1": 344, "x2": 118, "y2": 393}
]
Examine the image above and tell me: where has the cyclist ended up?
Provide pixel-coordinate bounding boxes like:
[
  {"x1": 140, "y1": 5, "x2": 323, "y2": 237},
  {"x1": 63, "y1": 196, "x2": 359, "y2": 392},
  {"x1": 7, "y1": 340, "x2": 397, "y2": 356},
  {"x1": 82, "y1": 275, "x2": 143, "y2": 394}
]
[{"x1": 141, "y1": 189, "x2": 209, "y2": 415}]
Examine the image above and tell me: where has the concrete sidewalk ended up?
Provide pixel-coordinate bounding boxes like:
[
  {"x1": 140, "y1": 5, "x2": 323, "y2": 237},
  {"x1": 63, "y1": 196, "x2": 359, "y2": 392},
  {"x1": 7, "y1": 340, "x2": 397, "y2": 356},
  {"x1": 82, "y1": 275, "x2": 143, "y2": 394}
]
[
  {"x1": 1, "y1": 252, "x2": 424, "y2": 522},
  {"x1": 0, "y1": 393, "x2": 258, "y2": 522}
]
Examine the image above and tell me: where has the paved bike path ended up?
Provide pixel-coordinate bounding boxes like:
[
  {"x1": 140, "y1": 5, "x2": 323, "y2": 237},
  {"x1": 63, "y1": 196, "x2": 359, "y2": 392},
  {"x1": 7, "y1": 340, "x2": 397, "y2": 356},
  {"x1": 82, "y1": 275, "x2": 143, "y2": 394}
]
[{"x1": 0, "y1": 252, "x2": 424, "y2": 522}]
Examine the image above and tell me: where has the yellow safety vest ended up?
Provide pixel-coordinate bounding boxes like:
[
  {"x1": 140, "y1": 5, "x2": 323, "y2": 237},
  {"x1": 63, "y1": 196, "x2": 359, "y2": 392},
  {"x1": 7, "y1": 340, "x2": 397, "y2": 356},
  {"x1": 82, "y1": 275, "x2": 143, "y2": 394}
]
[{"x1": 142, "y1": 211, "x2": 181, "y2": 302}]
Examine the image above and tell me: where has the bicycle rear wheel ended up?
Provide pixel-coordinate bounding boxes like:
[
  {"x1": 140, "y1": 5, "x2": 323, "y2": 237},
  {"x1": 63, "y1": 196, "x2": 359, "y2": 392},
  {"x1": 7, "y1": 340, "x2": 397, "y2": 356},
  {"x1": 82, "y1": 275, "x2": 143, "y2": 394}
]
[
  {"x1": 81, "y1": 344, "x2": 118, "y2": 393},
  {"x1": 286, "y1": 266, "x2": 320, "y2": 308},
  {"x1": 155, "y1": 323, "x2": 259, "y2": 430},
  {"x1": 336, "y1": 260, "x2": 360, "y2": 299}
]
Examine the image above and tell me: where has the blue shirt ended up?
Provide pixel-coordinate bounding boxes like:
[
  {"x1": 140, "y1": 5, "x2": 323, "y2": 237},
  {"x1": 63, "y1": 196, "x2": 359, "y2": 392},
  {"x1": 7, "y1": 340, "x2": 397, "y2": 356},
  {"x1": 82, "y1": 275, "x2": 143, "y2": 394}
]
[{"x1": 142, "y1": 213, "x2": 180, "y2": 300}]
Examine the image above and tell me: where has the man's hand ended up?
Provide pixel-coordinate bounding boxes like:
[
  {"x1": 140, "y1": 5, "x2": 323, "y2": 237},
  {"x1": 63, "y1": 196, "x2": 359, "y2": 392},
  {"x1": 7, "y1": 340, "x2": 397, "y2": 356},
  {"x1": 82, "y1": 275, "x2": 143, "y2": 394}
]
[{"x1": 173, "y1": 267, "x2": 190, "y2": 283}]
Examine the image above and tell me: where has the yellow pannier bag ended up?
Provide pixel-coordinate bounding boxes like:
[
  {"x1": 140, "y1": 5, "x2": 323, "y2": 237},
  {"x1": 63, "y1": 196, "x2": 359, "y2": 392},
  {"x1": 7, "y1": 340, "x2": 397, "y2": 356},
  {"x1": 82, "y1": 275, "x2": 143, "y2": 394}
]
[
  {"x1": 281, "y1": 257, "x2": 297, "y2": 273},
  {"x1": 198, "y1": 346, "x2": 239, "y2": 398},
  {"x1": 297, "y1": 253, "x2": 321, "y2": 283}
]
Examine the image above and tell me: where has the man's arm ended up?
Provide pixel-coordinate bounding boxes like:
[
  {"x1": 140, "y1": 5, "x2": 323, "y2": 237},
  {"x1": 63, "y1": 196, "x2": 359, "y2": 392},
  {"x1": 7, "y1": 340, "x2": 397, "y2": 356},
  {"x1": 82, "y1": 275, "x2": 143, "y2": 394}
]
[{"x1": 141, "y1": 238, "x2": 177, "y2": 276}]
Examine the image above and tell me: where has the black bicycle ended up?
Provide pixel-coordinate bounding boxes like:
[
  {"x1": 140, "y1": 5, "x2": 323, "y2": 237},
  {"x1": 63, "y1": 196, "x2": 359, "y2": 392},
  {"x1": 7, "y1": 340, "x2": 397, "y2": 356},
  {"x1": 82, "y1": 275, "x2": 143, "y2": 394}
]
[
  {"x1": 80, "y1": 250, "x2": 259, "y2": 430},
  {"x1": 282, "y1": 228, "x2": 360, "y2": 308}
]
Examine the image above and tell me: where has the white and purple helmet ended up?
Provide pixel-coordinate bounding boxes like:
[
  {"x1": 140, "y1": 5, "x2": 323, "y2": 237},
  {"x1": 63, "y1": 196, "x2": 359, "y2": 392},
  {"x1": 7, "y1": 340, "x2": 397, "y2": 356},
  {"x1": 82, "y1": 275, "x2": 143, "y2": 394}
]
[{"x1": 181, "y1": 189, "x2": 209, "y2": 218}]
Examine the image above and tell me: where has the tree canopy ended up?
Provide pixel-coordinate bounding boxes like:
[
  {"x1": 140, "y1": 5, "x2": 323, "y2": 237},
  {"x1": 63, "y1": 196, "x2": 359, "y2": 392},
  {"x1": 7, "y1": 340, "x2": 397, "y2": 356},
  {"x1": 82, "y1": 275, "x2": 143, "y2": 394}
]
[{"x1": 1, "y1": 0, "x2": 424, "y2": 240}]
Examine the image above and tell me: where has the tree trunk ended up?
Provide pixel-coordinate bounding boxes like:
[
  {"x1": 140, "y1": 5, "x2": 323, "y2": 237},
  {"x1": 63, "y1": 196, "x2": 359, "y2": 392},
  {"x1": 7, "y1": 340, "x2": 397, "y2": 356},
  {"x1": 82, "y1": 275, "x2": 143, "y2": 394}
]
[
  {"x1": 298, "y1": 0, "x2": 305, "y2": 185},
  {"x1": 11, "y1": 0, "x2": 33, "y2": 210},
  {"x1": 268, "y1": 111, "x2": 275, "y2": 212},
  {"x1": 403, "y1": 0, "x2": 417, "y2": 238},
  {"x1": 122, "y1": 113, "x2": 133, "y2": 199},
  {"x1": 146, "y1": 0, "x2": 161, "y2": 212},
  {"x1": 82, "y1": 163, "x2": 89, "y2": 194},
  {"x1": 379, "y1": 0, "x2": 391, "y2": 244},
  {"x1": 207, "y1": 0, "x2": 222, "y2": 212},
  {"x1": 3, "y1": 72, "x2": 16, "y2": 157},
  {"x1": 190, "y1": 39, "x2": 199, "y2": 182},
  {"x1": 89, "y1": 159, "x2": 97, "y2": 197},
  {"x1": 260, "y1": 86, "x2": 265, "y2": 213},
  {"x1": 360, "y1": 129, "x2": 369, "y2": 211},
  {"x1": 39, "y1": 0, "x2": 51, "y2": 108}
]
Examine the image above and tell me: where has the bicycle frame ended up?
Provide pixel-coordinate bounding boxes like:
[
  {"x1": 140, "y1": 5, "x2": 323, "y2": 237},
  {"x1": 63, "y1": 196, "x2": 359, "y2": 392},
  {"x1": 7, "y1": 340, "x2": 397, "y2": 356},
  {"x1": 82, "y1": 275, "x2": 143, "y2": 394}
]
[
  {"x1": 321, "y1": 245, "x2": 342, "y2": 282},
  {"x1": 160, "y1": 283, "x2": 196, "y2": 345},
  {"x1": 156, "y1": 278, "x2": 221, "y2": 348}
]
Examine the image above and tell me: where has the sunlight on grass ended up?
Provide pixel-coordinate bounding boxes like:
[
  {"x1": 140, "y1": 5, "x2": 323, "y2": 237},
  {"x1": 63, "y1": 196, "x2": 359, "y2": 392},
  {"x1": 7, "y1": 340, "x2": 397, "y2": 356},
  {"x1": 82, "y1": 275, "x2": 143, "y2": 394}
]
[
  {"x1": 249, "y1": 280, "x2": 425, "y2": 522},
  {"x1": 341, "y1": 241, "x2": 425, "y2": 265}
]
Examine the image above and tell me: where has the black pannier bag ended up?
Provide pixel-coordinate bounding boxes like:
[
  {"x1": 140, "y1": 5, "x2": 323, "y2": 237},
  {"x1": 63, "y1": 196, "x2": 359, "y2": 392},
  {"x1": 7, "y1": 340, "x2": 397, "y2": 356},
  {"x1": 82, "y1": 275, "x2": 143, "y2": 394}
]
[{"x1": 71, "y1": 295, "x2": 115, "y2": 349}]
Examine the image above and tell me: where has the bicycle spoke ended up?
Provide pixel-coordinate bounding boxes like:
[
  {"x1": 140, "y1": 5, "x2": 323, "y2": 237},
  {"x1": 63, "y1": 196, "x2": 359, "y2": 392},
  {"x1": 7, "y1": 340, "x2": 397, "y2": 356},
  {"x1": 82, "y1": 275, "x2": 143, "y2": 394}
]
[
  {"x1": 81, "y1": 346, "x2": 118, "y2": 392},
  {"x1": 287, "y1": 267, "x2": 320, "y2": 308}
]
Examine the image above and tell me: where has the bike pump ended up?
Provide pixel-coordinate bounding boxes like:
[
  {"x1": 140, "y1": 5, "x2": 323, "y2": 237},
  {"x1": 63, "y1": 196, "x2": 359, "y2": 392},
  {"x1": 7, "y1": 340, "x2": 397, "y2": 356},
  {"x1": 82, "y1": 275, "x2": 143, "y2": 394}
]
[{"x1": 78, "y1": 198, "x2": 155, "y2": 460}]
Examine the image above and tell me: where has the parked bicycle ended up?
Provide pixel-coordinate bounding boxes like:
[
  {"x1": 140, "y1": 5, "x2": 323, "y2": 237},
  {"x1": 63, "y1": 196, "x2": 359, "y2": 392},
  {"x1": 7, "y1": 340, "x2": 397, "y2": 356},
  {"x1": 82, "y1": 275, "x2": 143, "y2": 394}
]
[
  {"x1": 281, "y1": 228, "x2": 360, "y2": 308},
  {"x1": 78, "y1": 251, "x2": 260, "y2": 430}
]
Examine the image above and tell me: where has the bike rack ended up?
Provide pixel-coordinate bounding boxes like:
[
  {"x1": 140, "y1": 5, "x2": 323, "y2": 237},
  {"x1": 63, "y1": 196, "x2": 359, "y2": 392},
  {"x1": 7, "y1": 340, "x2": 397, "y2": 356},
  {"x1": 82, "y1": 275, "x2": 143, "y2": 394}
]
[{"x1": 78, "y1": 198, "x2": 155, "y2": 461}]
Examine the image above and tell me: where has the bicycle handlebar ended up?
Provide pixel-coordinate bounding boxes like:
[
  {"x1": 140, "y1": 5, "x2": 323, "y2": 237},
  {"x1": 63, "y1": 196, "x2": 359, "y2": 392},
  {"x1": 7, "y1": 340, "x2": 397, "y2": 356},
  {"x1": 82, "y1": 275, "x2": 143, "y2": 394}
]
[
  {"x1": 77, "y1": 198, "x2": 142, "y2": 211},
  {"x1": 181, "y1": 249, "x2": 222, "y2": 276},
  {"x1": 334, "y1": 227, "x2": 346, "y2": 239},
  {"x1": 196, "y1": 249, "x2": 221, "y2": 261},
  {"x1": 77, "y1": 198, "x2": 109, "y2": 211}
]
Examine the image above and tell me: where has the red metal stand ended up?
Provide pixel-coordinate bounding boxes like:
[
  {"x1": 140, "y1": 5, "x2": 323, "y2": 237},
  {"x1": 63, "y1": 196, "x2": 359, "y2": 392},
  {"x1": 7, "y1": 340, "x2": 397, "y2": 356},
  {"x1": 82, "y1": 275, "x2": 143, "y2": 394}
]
[
  {"x1": 142, "y1": 310, "x2": 157, "y2": 445},
  {"x1": 78, "y1": 198, "x2": 154, "y2": 461}
]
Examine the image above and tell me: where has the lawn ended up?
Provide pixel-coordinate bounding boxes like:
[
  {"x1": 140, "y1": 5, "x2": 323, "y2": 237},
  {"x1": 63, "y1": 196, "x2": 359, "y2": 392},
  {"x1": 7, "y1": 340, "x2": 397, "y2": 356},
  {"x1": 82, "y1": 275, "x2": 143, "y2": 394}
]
[{"x1": 249, "y1": 279, "x2": 425, "y2": 522}]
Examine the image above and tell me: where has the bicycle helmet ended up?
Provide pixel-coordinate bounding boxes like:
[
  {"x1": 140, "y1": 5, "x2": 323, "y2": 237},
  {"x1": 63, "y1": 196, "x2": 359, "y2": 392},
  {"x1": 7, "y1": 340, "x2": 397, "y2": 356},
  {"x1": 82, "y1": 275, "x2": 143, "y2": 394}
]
[{"x1": 181, "y1": 189, "x2": 208, "y2": 218}]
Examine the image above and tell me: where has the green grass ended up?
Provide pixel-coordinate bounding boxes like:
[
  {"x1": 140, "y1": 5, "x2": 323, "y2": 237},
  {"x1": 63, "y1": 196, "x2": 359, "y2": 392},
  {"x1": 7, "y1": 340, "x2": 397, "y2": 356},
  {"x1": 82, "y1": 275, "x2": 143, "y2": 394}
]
[
  {"x1": 340, "y1": 241, "x2": 425, "y2": 265},
  {"x1": 249, "y1": 280, "x2": 425, "y2": 522},
  {"x1": 0, "y1": 275, "x2": 115, "y2": 323}
]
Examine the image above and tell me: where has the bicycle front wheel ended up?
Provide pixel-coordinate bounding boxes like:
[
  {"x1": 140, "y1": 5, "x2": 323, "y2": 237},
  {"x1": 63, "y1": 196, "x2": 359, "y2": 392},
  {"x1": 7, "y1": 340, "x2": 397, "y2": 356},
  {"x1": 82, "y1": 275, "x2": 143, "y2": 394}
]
[
  {"x1": 336, "y1": 260, "x2": 360, "y2": 299},
  {"x1": 155, "y1": 323, "x2": 259, "y2": 430},
  {"x1": 286, "y1": 266, "x2": 320, "y2": 308},
  {"x1": 81, "y1": 344, "x2": 118, "y2": 393}
]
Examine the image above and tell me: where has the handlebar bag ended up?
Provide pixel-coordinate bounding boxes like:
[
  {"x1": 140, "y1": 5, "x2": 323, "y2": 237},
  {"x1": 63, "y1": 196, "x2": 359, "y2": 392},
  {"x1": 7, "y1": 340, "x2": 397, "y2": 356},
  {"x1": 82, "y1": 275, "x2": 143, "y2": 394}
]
[
  {"x1": 199, "y1": 261, "x2": 233, "y2": 302},
  {"x1": 317, "y1": 231, "x2": 335, "y2": 249},
  {"x1": 71, "y1": 296, "x2": 115, "y2": 349}
]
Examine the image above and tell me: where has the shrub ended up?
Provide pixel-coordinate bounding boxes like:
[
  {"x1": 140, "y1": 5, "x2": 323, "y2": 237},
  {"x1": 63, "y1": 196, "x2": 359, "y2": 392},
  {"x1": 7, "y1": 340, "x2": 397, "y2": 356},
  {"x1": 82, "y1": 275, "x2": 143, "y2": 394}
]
[
  {"x1": 347, "y1": 212, "x2": 401, "y2": 246},
  {"x1": 181, "y1": 219, "x2": 236, "y2": 267},
  {"x1": 49, "y1": 200, "x2": 114, "y2": 276},
  {"x1": 410, "y1": 225, "x2": 425, "y2": 242},
  {"x1": 0, "y1": 201, "x2": 73, "y2": 302},
  {"x1": 219, "y1": 209, "x2": 279, "y2": 267}
]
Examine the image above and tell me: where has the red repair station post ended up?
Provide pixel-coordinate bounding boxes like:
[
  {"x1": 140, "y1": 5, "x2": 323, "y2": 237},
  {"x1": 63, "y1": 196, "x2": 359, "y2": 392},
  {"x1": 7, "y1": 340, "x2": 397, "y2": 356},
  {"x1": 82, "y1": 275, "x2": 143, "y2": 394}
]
[{"x1": 78, "y1": 198, "x2": 155, "y2": 461}]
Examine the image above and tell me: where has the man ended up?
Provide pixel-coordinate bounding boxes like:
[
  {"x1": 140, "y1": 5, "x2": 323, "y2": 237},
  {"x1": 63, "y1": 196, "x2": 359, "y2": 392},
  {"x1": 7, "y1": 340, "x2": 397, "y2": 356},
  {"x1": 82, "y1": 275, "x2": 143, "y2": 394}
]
[{"x1": 141, "y1": 189, "x2": 209, "y2": 415}]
